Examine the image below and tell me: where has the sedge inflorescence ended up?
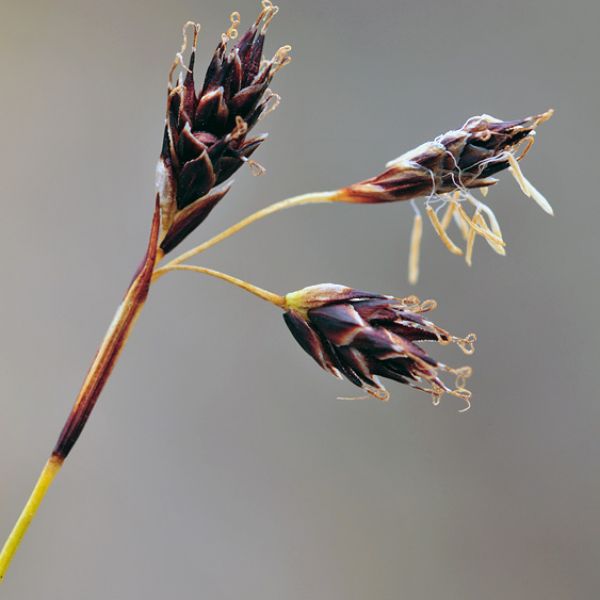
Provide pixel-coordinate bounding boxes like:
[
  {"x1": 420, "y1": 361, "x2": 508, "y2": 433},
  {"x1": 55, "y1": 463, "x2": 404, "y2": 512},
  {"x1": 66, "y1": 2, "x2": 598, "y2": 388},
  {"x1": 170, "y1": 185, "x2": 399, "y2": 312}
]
[
  {"x1": 0, "y1": 0, "x2": 556, "y2": 582},
  {"x1": 340, "y1": 111, "x2": 554, "y2": 283},
  {"x1": 284, "y1": 285, "x2": 476, "y2": 410}
]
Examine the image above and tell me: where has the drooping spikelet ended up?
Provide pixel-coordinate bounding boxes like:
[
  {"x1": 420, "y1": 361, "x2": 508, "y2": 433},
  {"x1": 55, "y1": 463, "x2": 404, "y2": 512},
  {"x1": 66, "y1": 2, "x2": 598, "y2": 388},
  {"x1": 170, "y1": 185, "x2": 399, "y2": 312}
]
[
  {"x1": 283, "y1": 284, "x2": 476, "y2": 410},
  {"x1": 336, "y1": 110, "x2": 554, "y2": 282}
]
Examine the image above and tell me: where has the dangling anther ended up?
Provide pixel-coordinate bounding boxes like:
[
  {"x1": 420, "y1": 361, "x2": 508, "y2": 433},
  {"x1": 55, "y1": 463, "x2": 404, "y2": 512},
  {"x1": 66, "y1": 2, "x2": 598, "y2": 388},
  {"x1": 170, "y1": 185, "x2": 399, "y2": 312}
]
[
  {"x1": 507, "y1": 153, "x2": 554, "y2": 215},
  {"x1": 440, "y1": 199, "x2": 456, "y2": 231},
  {"x1": 473, "y1": 212, "x2": 505, "y2": 256},
  {"x1": 507, "y1": 152, "x2": 531, "y2": 196},
  {"x1": 226, "y1": 11, "x2": 241, "y2": 39},
  {"x1": 455, "y1": 204, "x2": 505, "y2": 248},
  {"x1": 426, "y1": 205, "x2": 464, "y2": 256},
  {"x1": 465, "y1": 215, "x2": 478, "y2": 267},
  {"x1": 408, "y1": 201, "x2": 423, "y2": 285}
]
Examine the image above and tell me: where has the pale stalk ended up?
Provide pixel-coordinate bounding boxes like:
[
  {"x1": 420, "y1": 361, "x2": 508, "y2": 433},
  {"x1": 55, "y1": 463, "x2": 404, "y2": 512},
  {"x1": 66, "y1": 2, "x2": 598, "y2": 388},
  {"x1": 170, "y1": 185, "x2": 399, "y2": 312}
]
[
  {"x1": 0, "y1": 458, "x2": 62, "y2": 578},
  {"x1": 154, "y1": 190, "x2": 342, "y2": 278},
  {"x1": 158, "y1": 264, "x2": 286, "y2": 308}
]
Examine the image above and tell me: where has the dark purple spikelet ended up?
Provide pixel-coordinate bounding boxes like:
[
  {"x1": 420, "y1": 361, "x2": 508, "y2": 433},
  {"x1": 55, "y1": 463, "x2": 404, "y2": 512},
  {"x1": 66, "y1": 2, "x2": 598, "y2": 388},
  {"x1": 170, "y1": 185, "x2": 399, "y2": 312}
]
[
  {"x1": 156, "y1": 2, "x2": 291, "y2": 253},
  {"x1": 283, "y1": 285, "x2": 476, "y2": 408},
  {"x1": 341, "y1": 110, "x2": 553, "y2": 203}
]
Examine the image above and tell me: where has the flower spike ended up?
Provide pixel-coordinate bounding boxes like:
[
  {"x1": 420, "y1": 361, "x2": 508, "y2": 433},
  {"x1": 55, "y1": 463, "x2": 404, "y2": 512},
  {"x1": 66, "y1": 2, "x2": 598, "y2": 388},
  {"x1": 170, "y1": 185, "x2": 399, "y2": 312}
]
[
  {"x1": 156, "y1": 2, "x2": 291, "y2": 254},
  {"x1": 337, "y1": 110, "x2": 554, "y2": 281},
  {"x1": 283, "y1": 285, "x2": 475, "y2": 410}
]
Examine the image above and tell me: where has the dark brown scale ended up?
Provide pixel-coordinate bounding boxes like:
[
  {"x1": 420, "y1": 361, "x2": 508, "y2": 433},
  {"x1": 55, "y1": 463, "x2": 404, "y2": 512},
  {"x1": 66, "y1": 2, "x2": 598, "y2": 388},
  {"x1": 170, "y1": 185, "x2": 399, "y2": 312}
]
[
  {"x1": 243, "y1": 33, "x2": 266, "y2": 85},
  {"x1": 283, "y1": 286, "x2": 464, "y2": 398},
  {"x1": 157, "y1": 8, "x2": 288, "y2": 253},
  {"x1": 342, "y1": 112, "x2": 550, "y2": 203}
]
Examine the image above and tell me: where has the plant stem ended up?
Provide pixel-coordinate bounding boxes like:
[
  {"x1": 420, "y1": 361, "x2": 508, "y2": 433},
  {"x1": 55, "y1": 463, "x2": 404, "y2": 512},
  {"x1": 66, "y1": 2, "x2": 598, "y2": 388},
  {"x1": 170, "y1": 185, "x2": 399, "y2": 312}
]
[
  {"x1": 158, "y1": 264, "x2": 286, "y2": 308},
  {"x1": 154, "y1": 190, "x2": 342, "y2": 278},
  {"x1": 0, "y1": 457, "x2": 62, "y2": 578},
  {"x1": 0, "y1": 201, "x2": 161, "y2": 581}
]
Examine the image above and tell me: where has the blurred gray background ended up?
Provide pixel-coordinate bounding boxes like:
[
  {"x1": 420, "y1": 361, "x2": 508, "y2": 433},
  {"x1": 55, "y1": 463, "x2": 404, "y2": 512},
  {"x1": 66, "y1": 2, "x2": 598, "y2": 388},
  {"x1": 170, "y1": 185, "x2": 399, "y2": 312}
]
[{"x1": 0, "y1": 0, "x2": 598, "y2": 598}]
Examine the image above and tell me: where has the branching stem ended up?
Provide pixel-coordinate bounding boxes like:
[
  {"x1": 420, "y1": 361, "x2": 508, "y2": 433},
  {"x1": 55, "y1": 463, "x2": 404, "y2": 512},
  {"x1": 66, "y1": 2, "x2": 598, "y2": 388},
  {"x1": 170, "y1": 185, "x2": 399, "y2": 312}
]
[
  {"x1": 154, "y1": 190, "x2": 342, "y2": 277},
  {"x1": 159, "y1": 264, "x2": 286, "y2": 308},
  {"x1": 0, "y1": 190, "x2": 342, "y2": 579}
]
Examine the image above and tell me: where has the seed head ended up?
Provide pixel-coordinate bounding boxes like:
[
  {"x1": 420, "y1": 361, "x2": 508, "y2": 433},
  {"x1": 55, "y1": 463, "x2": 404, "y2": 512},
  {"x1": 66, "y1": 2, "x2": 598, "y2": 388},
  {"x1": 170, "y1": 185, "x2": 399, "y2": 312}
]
[
  {"x1": 157, "y1": 1, "x2": 291, "y2": 253},
  {"x1": 335, "y1": 111, "x2": 553, "y2": 282},
  {"x1": 283, "y1": 284, "x2": 475, "y2": 409},
  {"x1": 342, "y1": 110, "x2": 553, "y2": 204}
]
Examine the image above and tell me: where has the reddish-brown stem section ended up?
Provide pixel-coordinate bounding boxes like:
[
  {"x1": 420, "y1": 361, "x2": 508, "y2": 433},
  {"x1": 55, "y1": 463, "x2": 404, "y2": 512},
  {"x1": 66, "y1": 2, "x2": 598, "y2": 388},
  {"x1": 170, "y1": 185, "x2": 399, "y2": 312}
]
[{"x1": 52, "y1": 199, "x2": 161, "y2": 460}]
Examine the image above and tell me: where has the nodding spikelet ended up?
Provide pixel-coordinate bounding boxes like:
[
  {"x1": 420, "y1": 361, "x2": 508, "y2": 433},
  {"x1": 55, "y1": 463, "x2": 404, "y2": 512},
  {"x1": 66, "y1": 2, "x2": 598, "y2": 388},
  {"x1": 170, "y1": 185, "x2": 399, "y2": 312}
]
[
  {"x1": 338, "y1": 110, "x2": 554, "y2": 282},
  {"x1": 156, "y1": 2, "x2": 292, "y2": 254},
  {"x1": 283, "y1": 285, "x2": 476, "y2": 411}
]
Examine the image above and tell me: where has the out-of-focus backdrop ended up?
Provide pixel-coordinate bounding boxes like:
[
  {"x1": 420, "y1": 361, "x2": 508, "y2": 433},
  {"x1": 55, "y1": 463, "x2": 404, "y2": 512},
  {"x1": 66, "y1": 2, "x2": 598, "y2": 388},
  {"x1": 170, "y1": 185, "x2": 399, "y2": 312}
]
[{"x1": 0, "y1": 0, "x2": 598, "y2": 598}]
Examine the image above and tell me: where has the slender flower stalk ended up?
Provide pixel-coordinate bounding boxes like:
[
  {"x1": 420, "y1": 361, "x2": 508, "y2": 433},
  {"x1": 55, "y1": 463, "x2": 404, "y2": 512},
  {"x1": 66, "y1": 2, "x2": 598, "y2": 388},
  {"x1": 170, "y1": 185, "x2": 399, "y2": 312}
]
[
  {"x1": 159, "y1": 264, "x2": 286, "y2": 307},
  {"x1": 155, "y1": 269, "x2": 475, "y2": 408},
  {"x1": 153, "y1": 190, "x2": 341, "y2": 277}
]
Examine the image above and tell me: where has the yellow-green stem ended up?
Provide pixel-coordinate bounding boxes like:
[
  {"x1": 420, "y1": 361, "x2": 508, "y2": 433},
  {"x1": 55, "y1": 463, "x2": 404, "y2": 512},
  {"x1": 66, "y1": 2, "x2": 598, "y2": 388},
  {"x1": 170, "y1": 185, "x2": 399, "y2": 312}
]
[
  {"x1": 154, "y1": 190, "x2": 341, "y2": 278},
  {"x1": 0, "y1": 201, "x2": 161, "y2": 581},
  {"x1": 158, "y1": 264, "x2": 286, "y2": 308},
  {"x1": 0, "y1": 457, "x2": 62, "y2": 579}
]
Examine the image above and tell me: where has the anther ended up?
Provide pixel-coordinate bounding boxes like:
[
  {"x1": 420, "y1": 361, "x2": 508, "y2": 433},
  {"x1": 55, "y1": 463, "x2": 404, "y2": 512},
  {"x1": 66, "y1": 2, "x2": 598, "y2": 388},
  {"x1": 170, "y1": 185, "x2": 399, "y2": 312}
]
[
  {"x1": 507, "y1": 153, "x2": 554, "y2": 215},
  {"x1": 440, "y1": 200, "x2": 456, "y2": 231},
  {"x1": 408, "y1": 211, "x2": 423, "y2": 285},
  {"x1": 426, "y1": 205, "x2": 464, "y2": 256}
]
